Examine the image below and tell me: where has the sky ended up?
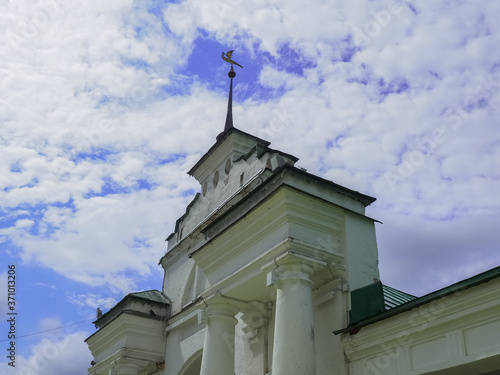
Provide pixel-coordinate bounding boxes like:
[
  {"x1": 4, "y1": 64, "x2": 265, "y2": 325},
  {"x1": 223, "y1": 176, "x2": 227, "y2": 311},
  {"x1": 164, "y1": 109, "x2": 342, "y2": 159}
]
[{"x1": 0, "y1": 0, "x2": 499, "y2": 373}]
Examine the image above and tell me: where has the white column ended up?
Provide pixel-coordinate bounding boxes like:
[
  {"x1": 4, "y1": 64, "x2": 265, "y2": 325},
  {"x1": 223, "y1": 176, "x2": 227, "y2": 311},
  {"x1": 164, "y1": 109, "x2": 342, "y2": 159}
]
[
  {"x1": 268, "y1": 253, "x2": 325, "y2": 375},
  {"x1": 200, "y1": 302, "x2": 238, "y2": 375}
]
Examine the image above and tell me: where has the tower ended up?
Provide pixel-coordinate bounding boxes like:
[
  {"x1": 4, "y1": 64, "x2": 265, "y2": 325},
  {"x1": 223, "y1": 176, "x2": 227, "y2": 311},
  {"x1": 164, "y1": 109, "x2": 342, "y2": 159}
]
[
  {"x1": 159, "y1": 53, "x2": 381, "y2": 375},
  {"x1": 86, "y1": 52, "x2": 382, "y2": 375}
]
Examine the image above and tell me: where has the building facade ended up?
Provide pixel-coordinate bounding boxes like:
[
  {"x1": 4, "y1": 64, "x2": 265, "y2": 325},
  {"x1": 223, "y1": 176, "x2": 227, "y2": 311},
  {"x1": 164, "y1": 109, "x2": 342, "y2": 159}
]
[{"x1": 86, "y1": 73, "x2": 500, "y2": 375}]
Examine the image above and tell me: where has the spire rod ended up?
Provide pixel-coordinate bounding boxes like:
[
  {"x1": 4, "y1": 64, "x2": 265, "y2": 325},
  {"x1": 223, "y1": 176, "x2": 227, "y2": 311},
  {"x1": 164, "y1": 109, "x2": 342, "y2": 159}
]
[{"x1": 224, "y1": 66, "x2": 236, "y2": 133}]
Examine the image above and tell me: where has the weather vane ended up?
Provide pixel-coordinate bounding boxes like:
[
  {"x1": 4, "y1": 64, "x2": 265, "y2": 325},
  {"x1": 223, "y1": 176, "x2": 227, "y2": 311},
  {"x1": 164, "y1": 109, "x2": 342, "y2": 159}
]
[
  {"x1": 217, "y1": 50, "x2": 243, "y2": 140},
  {"x1": 221, "y1": 50, "x2": 243, "y2": 69}
]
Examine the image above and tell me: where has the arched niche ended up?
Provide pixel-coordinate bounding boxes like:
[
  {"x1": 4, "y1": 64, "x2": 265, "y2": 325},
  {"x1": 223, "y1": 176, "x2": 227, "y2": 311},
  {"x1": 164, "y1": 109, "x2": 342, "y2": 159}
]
[{"x1": 178, "y1": 350, "x2": 202, "y2": 375}]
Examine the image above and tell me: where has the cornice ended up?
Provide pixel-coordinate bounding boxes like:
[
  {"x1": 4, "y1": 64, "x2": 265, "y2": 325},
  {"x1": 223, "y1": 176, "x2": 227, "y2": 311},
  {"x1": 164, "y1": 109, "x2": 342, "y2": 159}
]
[{"x1": 86, "y1": 311, "x2": 166, "y2": 352}]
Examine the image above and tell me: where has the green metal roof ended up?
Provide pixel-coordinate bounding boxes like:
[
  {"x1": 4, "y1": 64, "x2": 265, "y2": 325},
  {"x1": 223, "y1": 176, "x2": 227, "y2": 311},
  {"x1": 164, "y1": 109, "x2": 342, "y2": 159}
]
[
  {"x1": 335, "y1": 265, "x2": 500, "y2": 335},
  {"x1": 128, "y1": 290, "x2": 171, "y2": 304},
  {"x1": 93, "y1": 289, "x2": 170, "y2": 328},
  {"x1": 348, "y1": 282, "x2": 417, "y2": 325},
  {"x1": 383, "y1": 285, "x2": 417, "y2": 310}
]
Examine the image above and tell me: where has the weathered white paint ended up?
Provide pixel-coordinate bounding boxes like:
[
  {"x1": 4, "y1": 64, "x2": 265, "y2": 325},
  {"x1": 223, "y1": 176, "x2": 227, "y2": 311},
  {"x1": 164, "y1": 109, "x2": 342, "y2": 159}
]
[
  {"x1": 266, "y1": 253, "x2": 325, "y2": 375},
  {"x1": 199, "y1": 301, "x2": 238, "y2": 375},
  {"x1": 343, "y1": 212, "x2": 380, "y2": 291},
  {"x1": 86, "y1": 313, "x2": 166, "y2": 375},
  {"x1": 86, "y1": 127, "x2": 500, "y2": 375},
  {"x1": 163, "y1": 312, "x2": 205, "y2": 375}
]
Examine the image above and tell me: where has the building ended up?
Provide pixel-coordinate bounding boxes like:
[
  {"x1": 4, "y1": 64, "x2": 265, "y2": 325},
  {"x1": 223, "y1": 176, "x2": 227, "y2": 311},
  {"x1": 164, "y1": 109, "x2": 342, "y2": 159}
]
[{"x1": 85, "y1": 65, "x2": 500, "y2": 375}]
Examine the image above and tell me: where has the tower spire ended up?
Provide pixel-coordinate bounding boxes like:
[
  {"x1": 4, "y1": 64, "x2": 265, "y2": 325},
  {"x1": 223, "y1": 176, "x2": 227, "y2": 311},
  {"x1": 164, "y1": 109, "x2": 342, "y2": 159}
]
[
  {"x1": 223, "y1": 66, "x2": 236, "y2": 133},
  {"x1": 217, "y1": 50, "x2": 243, "y2": 141}
]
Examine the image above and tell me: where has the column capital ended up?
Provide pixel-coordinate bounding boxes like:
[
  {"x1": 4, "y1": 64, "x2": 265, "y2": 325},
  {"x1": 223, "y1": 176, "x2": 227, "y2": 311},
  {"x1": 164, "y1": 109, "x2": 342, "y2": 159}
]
[
  {"x1": 197, "y1": 294, "x2": 239, "y2": 325},
  {"x1": 263, "y1": 251, "x2": 326, "y2": 286},
  {"x1": 264, "y1": 251, "x2": 327, "y2": 272},
  {"x1": 110, "y1": 356, "x2": 147, "y2": 375}
]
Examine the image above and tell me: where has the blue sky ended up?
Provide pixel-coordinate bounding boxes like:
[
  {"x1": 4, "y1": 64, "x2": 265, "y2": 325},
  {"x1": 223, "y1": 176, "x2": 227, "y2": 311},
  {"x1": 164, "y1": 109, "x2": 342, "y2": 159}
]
[{"x1": 1, "y1": 0, "x2": 500, "y2": 373}]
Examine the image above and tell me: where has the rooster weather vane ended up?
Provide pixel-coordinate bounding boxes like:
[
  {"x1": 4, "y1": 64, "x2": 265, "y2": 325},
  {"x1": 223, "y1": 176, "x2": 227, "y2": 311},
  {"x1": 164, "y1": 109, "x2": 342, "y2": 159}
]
[{"x1": 221, "y1": 50, "x2": 243, "y2": 69}]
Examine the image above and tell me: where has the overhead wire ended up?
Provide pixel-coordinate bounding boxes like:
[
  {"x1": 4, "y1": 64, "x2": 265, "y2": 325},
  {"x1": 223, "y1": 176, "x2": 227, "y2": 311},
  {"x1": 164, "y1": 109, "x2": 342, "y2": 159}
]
[{"x1": 0, "y1": 318, "x2": 94, "y2": 342}]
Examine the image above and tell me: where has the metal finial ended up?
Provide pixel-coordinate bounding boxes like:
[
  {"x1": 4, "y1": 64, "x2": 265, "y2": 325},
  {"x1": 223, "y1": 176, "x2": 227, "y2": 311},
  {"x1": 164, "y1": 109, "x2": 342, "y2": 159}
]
[{"x1": 223, "y1": 66, "x2": 235, "y2": 134}]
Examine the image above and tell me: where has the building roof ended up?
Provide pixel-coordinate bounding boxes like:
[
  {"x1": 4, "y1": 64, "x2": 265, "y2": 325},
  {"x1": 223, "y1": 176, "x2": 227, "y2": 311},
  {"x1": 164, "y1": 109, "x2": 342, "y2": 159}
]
[
  {"x1": 335, "y1": 265, "x2": 500, "y2": 335},
  {"x1": 93, "y1": 289, "x2": 170, "y2": 329},
  {"x1": 128, "y1": 290, "x2": 171, "y2": 304},
  {"x1": 382, "y1": 284, "x2": 417, "y2": 310}
]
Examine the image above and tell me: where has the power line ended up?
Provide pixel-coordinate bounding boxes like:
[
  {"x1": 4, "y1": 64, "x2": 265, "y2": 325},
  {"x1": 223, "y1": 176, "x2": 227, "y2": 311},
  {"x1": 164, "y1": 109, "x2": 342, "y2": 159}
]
[{"x1": 0, "y1": 318, "x2": 94, "y2": 342}]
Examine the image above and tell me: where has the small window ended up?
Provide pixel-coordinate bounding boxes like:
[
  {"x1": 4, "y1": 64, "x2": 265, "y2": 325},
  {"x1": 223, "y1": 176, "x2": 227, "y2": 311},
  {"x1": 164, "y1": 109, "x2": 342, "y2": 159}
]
[
  {"x1": 225, "y1": 159, "x2": 232, "y2": 175},
  {"x1": 240, "y1": 172, "x2": 244, "y2": 186},
  {"x1": 202, "y1": 181, "x2": 207, "y2": 196},
  {"x1": 213, "y1": 170, "x2": 219, "y2": 188}
]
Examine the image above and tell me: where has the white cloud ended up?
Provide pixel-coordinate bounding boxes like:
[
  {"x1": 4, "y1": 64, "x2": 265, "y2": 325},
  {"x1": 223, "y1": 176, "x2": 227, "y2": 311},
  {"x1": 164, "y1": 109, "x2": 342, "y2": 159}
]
[
  {"x1": 1, "y1": 331, "x2": 92, "y2": 375},
  {"x1": 0, "y1": 1, "x2": 498, "y2": 374},
  {"x1": 66, "y1": 292, "x2": 117, "y2": 311},
  {"x1": 0, "y1": 0, "x2": 499, "y2": 303}
]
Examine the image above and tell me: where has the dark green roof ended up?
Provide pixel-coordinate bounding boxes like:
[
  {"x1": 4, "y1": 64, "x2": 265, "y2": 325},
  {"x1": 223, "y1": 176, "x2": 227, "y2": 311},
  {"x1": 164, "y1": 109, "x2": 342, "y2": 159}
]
[
  {"x1": 93, "y1": 289, "x2": 170, "y2": 328},
  {"x1": 348, "y1": 283, "x2": 418, "y2": 325},
  {"x1": 383, "y1": 285, "x2": 417, "y2": 310},
  {"x1": 335, "y1": 266, "x2": 500, "y2": 335},
  {"x1": 129, "y1": 290, "x2": 171, "y2": 304}
]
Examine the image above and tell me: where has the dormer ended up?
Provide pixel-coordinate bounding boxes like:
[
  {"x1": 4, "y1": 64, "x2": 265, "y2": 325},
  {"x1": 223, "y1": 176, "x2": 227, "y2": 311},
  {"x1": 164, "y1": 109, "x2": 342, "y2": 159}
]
[
  {"x1": 165, "y1": 127, "x2": 298, "y2": 252},
  {"x1": 187, "y1": 128, "x2": 271, "y2": 189}
]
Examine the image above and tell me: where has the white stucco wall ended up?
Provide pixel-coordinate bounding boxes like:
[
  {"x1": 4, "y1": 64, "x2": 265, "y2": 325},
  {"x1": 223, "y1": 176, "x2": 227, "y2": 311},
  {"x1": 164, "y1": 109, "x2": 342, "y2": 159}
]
[
  {"x1": 164, "y1": 314, "x2": 205, "y2": 375},
  {"x1": 313, "y1": 283, "x2": 349, "y2": 375},
  {"x1": 163, "y1": 257, "x2": 199, "y2": 315},
  {"x1": 343, "y1": 211, "x2": 380, "y2": 292}
]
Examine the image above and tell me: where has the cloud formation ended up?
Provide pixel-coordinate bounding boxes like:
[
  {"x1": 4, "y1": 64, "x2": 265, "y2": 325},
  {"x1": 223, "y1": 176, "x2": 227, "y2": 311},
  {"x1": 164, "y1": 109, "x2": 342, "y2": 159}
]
[
  {"x1": 1, "y1": 330, "x2": 92, "y2": 375},
  {"x1": 1, "y1": 0, "x2": 499, "y2": 316},
  {"x1": 1, "y1": 2, "x2": 500, "y2": 375}
]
